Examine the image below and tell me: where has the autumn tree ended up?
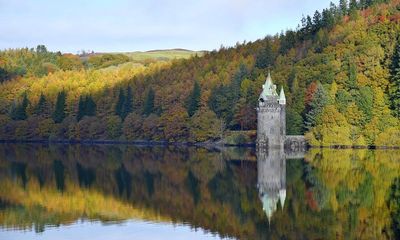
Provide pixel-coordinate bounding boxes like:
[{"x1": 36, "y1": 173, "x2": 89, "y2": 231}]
[
  {"x1": 123, "y1": 113, "x2": 143, "y2": 140},
  {"x1": 189, "y1": 108, "x2": 220, "y2": 142},
  {"x1": 160, "y1": 105, "x2": 189, "y2": 142},
  {"x1": 389, "y1": 38, "x2": 400, "y2": 118},
  {"x1": 106, "y1": 115, "x2": 122, "y2": 139}
]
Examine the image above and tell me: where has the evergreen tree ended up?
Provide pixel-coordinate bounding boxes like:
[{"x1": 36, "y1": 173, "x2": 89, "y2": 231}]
[
  {"x1": 231, "y1": 63, "x2": 248, "y2": 101},
  {"x1": 77, "y1": 96, "x2": 85, "y2": 121},
  {"x1": 143, "y1": 88, "x2": 155, "y2": 116},
  {"x1": 115, "y1": 88, "x2": 125, "y2": 119},
  {"x1": 279, "y1": 30, "x2": 297, "y2": 54},
  {"x1": 349, "y1": 0, "x2": 359, "y2": 12},
  {"x1": 339, "y1": 0, "x2": 348, "y2": 16},
  {"x1": 390, "y1": 39, "x2": 400, "y2": 118},
  {"x1": 53, "y1": 91, "x2": 66, "y2": 123},
  {"x1": 77, "y1": 95, "x2": 96, "y2": 121},
  {"x1": 321, "y1": 8, "x2": 335, "y2": 29},
  {"x1": 85, "y1": 95, "x2": 96, "y2": 117},
  {"x1": 186, "y1": 81, "x2": 201, "y2": 117},
  {"x1": 208, "y1": 85, "x2": 234, "y2": 125},
  {"x1": 123, "y1": 86, "x2": 134, "y2": 120},
  {"x1": 313, "y1": 10, "x2": 322, "y2": 33},
  {"x1": 348, "y1": 61, "x2": 358, "y2": 90},
  {"x1": 11, "y1": 94, "x2": 29, "y2": 120},
  {"x1": 255, "y1": 41, "x2": 274, "y2": 69},
  {"x1": 305, "y1": 82, "x2": 327, "y2": 130},
  {"x1": 34, "y1": 93, "x2": 47, "y2": 115},
  {"x1": 288, "y1": 68, "x2": 296, "y2": 91}
]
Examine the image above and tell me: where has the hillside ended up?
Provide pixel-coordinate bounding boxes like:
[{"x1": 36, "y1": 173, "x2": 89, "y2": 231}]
[
  {"x1": 0, "y1": 0, "x2": 399, "y2": 147},
  {"x1": 79, "y1": 49, "x2": 205, "y2": 65},
  {"x1": 121, "y1": 49, "x2": 205, "y2": 62}
]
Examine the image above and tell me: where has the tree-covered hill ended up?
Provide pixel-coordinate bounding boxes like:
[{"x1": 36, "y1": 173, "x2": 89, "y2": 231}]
[{"x1": 0, "y1": 0, "x2": 399, "y2": 147}]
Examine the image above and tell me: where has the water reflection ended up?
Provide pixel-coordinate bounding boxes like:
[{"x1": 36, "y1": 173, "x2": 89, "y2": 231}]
[
  {"x1": 0, "y1": 144, "x2": 399, "y2": 240},
  {"x1": 257, "y1": 148, "x2": 286, "y2": 221}
]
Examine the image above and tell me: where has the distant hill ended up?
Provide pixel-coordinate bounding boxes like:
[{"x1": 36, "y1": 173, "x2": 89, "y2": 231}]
[{"x1": 120, "y1": 49, "x2": 205, "y2": 62}]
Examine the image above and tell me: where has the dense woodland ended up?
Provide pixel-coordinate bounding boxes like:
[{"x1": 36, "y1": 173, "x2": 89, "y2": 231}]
[{"x1": 0, "y1": 0, "x2": 399, "y2": 147}]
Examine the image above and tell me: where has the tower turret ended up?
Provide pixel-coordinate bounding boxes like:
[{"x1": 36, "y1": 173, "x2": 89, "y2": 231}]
[{"x1": 279, "y1": 87, "x2": 286, "y2": 105}]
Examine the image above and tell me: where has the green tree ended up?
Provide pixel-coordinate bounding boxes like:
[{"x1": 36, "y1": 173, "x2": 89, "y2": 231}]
[
  {"x1": 349, "y1": 0, "x2": 359, "y2": 12},
  {"x1": 347, "y1": 61, "x2": 357, "y2": 90},
  {"x1": 52, "y1": 91, "x2": 67, "y2": 123},
  {"x1": 123, "y1": 86, "x2": 134, "y2": 120},
  {"x1": 11, "y1": 94, "x2": 29, "y2": 120},
  {"x1": 186, "y1": 81, "x2": 201, "y2": 117},
  {"x1": 115, "y1": 88, "x2": 125, "y2": 119},
  {"x1": 305, "y1": 82, "x2": 327, "y2": 130},
  {"x1": 255, "y1": 40, "x2": 274, "y2": 69},
  {"x1": 77, "y1": 95, "x2": 96, "y2": 121},
  {"x1": 143, "y1": 88, "x2": 155, "y2": 116},
  {"x1": 231, "y1": 63, "x2": 248, "y2": 101},
  {"x1": 85, "y1": 95, "x2": 96, "y2": 117},
  {"x1": 339, "y1": 0, "x2": 348, "y2": 16},
  {"x1": 77, "y1": 96, "x2": 85, "y2": 121},
  {"x1": 287, "y1": 108, "x2": 304, "y2": 135},
  {"x1": 34, "y1": 93, "x2": 47, "y2": 116},
  {"x1": 389, "y1": 39, "x2": 400, "y2": 118},
  {"x1": 208, "y1": 85, "x2": 233, "y2": 125}
]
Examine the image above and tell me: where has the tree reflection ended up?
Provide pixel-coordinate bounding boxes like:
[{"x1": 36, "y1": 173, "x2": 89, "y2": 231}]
[{"x1": 0, "y1": 144, "x2": 398, "y2": 239}]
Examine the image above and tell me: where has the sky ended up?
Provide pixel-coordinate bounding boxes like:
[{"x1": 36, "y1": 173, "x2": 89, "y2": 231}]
[{"x1": 0, "y1": 0, "x2": 335, "y2": 53}]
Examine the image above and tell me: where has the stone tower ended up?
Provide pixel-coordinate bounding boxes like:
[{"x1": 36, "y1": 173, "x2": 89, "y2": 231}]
[{"x1": 256, "y1": 71, "x2": 286, "y2": 148}]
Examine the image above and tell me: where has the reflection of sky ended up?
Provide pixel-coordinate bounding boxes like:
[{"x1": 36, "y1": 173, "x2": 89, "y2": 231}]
[
  {"x1": 0, "y1": 0, "x2": 335, "y2": 53},
  {"x1": 0, "y1": 220, "x2": 231, "y2": 240}
]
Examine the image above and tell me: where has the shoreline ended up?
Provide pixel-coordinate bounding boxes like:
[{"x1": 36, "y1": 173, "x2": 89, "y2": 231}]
[{"x1": 0, "y1": 139, "x2": 398, "y2": 149}]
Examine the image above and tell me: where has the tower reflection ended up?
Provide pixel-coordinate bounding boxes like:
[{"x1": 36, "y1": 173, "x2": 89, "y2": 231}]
[{"x1": 257, "y1": 148, "x2": 286, "y2": 221}]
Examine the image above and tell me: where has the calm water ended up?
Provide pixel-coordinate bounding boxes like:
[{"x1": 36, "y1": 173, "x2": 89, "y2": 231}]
[{"x1": 0, "y1": 144, "x2": 399, "y2": 240}]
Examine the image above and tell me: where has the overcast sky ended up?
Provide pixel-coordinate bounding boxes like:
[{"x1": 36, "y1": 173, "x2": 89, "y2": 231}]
[{"x1": 0, "y1": 0, "x2": 335, "y2": 53}]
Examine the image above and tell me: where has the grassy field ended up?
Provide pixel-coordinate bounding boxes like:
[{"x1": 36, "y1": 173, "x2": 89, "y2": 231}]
[{"x1": 121, "y1": 49, "x2": 205, "y2": 62}]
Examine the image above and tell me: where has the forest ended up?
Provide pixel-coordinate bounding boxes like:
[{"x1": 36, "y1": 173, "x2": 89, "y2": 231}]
[{"x1": 0, "y1": 0, "x2": 399, "y2": 147}]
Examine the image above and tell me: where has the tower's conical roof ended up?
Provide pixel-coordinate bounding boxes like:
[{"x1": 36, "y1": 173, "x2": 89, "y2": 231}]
[
  {"x1": 279, "y1": 87, "x2": 286, "y2": 104},
  {"x1": 260, "y1": 71, "x2": 278, "y2": 100}
]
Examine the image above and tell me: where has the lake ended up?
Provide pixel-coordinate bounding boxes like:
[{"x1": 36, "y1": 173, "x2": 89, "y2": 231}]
[{"x1": 0, "y1": 144, "x2": 399, "y2": 239}]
